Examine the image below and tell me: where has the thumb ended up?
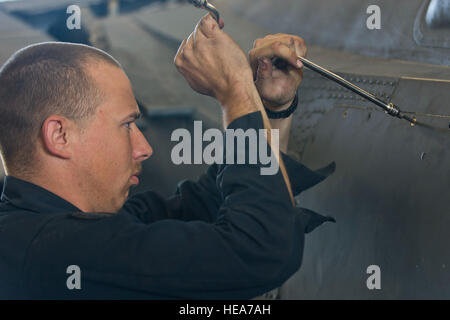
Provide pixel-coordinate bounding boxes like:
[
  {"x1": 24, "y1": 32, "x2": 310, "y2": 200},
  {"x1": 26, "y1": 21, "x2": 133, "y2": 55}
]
[
  {"x1": 256, "y1": 57, "x2": 273, "y2": 80},
  {"x1": 198, "y1": 13, "x2": 221, "y2": 38}
]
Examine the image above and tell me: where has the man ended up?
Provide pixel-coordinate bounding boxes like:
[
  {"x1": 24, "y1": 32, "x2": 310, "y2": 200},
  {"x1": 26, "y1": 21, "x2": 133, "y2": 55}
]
[{"x1": 0, "y1": 14, "x2": 332, "y2": 299}]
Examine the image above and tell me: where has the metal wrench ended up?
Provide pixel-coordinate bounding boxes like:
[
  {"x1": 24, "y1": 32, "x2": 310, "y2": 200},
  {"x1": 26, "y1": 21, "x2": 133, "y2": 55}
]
[{"x1": 188, "y1": 0, "x2": 222, "y2": 27}]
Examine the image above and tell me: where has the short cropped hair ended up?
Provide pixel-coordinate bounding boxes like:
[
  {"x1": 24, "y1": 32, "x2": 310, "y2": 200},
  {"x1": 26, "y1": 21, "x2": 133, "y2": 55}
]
[{"x1": 0, "y1": 42, "x2": 121, "y2": 175}]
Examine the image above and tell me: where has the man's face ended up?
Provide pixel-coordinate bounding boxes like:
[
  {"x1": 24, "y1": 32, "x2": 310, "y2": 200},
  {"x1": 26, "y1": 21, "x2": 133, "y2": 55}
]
[{"x1": 73, "y1": 62, "x2": 152, "y2": 213}]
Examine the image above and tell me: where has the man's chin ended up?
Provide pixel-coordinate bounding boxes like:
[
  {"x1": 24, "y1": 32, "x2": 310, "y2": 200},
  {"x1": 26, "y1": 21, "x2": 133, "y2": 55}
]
[{"x1": 124, "y1": 184, "x2": 137, "y2": 199}]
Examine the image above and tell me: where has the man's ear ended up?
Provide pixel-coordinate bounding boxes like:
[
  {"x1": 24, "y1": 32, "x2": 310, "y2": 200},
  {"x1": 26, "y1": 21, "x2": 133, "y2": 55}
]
[{"x1": 41, "y1": 115, "x2": 74, "y2": 159}]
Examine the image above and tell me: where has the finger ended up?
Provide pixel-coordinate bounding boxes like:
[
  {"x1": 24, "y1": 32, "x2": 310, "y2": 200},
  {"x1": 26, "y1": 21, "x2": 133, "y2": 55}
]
[
  {"x1": 293, "y1": 37, "x2": 307, "y2": 58},
  {"x1": 255, "y1": 34, "x2": 305, "y2": 52},
  {"x1": 194, "y1": 14, "x2": 211, "y2": 40},
  {"x1": 174, "y1": 38, "x2": 187, "y2": 67},
  {"x1": 289, "y1": 38, "x2": 295, "y2": 51},
  {"x1": 249, "y1": 49, "x2": 259, "y2": 79},
  {"x1": 272, "y1": 41, "x2": 303, "y2": 69},
  {"x1": 193, "y1": 21, "x2": 208, "y2": 45},
  {"x1": 218, "y1": 17, "x2": 225, "y2": 29},
  {"x1": 251, "y1": 42, "x2": 302, "y2": 70},
  {"x1": 256, "y1": 57, "x2": 273, "y2": 80},
  {"x1": 185, "y1": 32, "x2": 194, "y2": 50},
  {"x1": 254, "y1": 34, "x2": 294, "y2": 49},
  {"x1": 198, "y1": 13, "x2": 221, "y2": 38}
]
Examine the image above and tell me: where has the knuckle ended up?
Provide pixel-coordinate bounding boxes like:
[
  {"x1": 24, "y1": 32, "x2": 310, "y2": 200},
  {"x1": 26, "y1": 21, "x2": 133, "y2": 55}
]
[
  {"x1": 175, "y1": 64, "x2": 183, "y2": 73},
  {"x1": 201, "y1": 14, "x2": 209, "y2": 23},
  {"x1": 271, "y1": 41, "x2": 282, "y2": 51},
  {"x1": 182, "y1": 49, "x2": 191, "y2": 61},
  {"x1": 203, "y1": 14, "x2": 214, "y2": 25},
  {"x1": 174, "y1": 56, "x2": 181, "y2": 67},
  {"x1": 174, "y1": 61, "x2": 184, "y2": 73},
  {"x1": 199, "y1": 18, "x2": 208, "y2": 31},
  {"x1": 174, "y1": 49, "x2": 184, "y2": 65},
  {"x1": 180, "y1": 51, "x2": 189, "y2": 62},
  {"x1": 296, "y1": 37, "x2": 306, "y2": 46}
]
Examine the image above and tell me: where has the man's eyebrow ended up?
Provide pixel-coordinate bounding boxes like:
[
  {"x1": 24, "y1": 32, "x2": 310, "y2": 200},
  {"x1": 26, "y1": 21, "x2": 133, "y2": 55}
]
[{"x1": 122, "y1": 111, "x2": 142, "y2": 121}]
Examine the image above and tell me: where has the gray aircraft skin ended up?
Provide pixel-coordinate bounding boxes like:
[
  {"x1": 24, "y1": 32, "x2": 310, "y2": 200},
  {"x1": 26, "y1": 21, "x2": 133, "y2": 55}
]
[{"x1": 0, "y1": 0, "x2": 449, "y2": 299}]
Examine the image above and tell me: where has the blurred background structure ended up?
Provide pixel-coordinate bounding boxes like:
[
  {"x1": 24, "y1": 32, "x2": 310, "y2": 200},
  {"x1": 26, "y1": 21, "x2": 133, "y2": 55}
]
[{"x1": 0, "y1": 0, "x2": 449, "y2": 299}]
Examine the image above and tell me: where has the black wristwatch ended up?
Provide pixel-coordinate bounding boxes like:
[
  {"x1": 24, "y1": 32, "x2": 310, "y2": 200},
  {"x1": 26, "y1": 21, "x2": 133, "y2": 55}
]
[{"x1": 264, "y1": 93, "x2": 299, "y2": 119}]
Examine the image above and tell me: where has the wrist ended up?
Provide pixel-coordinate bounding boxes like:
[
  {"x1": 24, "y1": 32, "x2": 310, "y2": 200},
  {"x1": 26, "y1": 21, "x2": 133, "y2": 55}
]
[
  {"x1": 264, "y1": 93, "x2": 299, "y2": 120},
  {"x1": 219, "y1": 81, "x2": 264, "y2": 127},
  {"x1": 263, "y1": 96, "x2": 295, "y2": 112},
  {"x1": 269, "y1": 113, "x2": 293, "y2": 154}
]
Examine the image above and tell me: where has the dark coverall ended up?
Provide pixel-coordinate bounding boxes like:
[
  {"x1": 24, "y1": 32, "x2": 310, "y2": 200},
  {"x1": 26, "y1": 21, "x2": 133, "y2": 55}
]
[{"x1": 0, "y1": 112, "x2": 334, "y2": 299}]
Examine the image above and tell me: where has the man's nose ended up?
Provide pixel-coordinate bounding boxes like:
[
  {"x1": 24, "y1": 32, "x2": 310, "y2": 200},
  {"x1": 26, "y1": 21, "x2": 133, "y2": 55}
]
[{"x1": 132, "y1": 127, "x2": 153, "y2": 161}]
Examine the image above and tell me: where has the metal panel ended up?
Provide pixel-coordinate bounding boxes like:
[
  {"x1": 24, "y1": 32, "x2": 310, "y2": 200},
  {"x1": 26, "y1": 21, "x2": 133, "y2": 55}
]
[{"x1": 282, "y1": 78, "x2": 450, "y2": 299}]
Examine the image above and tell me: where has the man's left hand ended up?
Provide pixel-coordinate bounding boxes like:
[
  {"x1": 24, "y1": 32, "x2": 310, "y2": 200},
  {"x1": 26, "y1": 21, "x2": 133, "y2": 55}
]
[{"x1": 249, "y1": 34, "x2": 307, "y2": 110}]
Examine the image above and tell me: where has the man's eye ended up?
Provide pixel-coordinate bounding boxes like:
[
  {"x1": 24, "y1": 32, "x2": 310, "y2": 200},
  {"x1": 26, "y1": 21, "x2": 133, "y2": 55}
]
[{"x1": 124, "y1": 122, "x2": 133, "y2": 129}]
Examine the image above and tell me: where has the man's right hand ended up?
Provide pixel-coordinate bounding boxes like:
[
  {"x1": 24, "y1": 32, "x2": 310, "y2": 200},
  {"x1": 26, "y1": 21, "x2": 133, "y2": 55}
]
[{"x1": 174, "y1": 14, "x2": 262, "y2": 125}]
